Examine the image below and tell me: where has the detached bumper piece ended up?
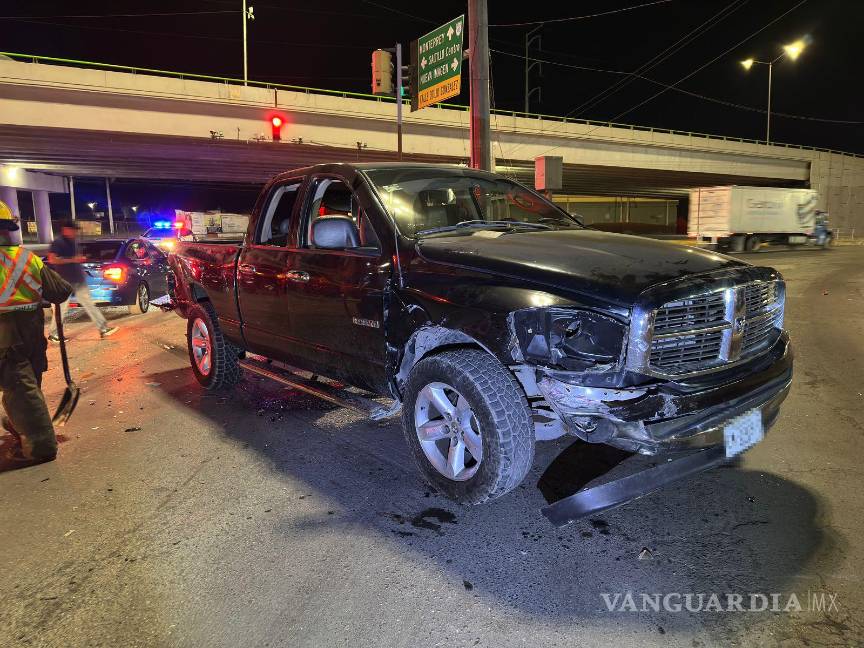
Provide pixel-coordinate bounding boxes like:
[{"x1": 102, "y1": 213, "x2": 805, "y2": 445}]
[
  {"x1": 150, "y1": 294, "x2": 175, "y2": 311},
  {"x1": 541, "y1": 445, "x2": 727, "y2": 527}
]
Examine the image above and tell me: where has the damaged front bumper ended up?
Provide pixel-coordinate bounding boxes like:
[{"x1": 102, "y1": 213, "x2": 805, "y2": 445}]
[
  {"x1": 534, "y1": 333, "x2": 791, "y2": 526},
  {"x1": 536, "y1": 331, "x2": 792, "y2": 455}
]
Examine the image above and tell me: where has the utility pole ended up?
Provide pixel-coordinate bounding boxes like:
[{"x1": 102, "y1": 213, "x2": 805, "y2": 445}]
[
  {"x1": 468, "y1": 0, "x2": 491, "y2": 170},
  {"x1": 524, "y1": 26, "x2": 542, "y2": 113},
  {"x1": 105, "y1": 178, "x2": 115, "y2": 235}
]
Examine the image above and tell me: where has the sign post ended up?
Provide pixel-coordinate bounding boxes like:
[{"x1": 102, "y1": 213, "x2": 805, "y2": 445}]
[{"x1": 413, "y1": 15, "x2": 465, "y2": 111}]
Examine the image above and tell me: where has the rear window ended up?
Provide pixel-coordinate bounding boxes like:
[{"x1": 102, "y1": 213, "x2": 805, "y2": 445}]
[{"x1": 80, "y1": 241, "x2": 122, "y2": 261}]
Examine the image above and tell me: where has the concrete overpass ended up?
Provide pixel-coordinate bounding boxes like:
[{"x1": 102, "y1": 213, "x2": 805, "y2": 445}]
[{"x1": 0, "y1": 54, "x2": 862, "y2": 231}]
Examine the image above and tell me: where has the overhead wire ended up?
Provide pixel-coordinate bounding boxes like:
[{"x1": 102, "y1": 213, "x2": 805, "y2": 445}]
[
  {"x1": 603, "y1": 0, "x2": 810, "y2": 124},
  {"x1": 566, "y1": 0, "x2": 749, "y2": 118},
  {"x1": 489, "y1": 0, "x2": 674, "y2": 27},
  {"x1": 0, "y1": 10, "x2": 237, "y2": 19}
]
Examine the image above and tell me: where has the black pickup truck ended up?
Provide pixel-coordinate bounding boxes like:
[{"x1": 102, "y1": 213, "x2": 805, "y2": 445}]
[{"x1": 166, "y1": 163, "x2": 792, "y2": 523}]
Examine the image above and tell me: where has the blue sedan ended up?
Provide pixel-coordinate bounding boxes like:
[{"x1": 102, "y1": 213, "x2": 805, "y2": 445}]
[{"x1": 77, "y1": 238, "x2": 170, "y2": 313}]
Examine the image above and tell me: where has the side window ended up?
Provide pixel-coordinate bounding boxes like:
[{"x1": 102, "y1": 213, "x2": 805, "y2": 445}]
[
  {"x1": 301, "y1": 177, "x2": 380, "y2": 251},
  {"x1": 257, "y1": 180, "x2": 302, "y2": 246},
  {"x1": 125, "y1": 241, "x2": 149, "y2": 262}
]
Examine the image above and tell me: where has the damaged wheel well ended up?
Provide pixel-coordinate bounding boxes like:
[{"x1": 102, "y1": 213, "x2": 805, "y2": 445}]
[{"x1": 395, "y1": 326, "x2": 495, "y2": 393}]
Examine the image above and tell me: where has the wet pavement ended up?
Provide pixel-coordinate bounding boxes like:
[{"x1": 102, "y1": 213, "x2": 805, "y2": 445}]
[{"x1": 1, "y1": 247, "x2": 863, "y2": 647}]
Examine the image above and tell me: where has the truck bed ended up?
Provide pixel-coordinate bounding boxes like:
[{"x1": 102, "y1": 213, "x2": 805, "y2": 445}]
[{"x1": 169, "y1": 240, "x2": 242, "y2": 326}]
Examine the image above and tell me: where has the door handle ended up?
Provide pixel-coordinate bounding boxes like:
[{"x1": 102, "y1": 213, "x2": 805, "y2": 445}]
[{"x1": 285, "y1": 270, "x2": 310, "y2": 283}]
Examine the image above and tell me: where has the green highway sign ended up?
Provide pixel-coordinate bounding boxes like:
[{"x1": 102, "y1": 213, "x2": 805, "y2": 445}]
[{"x1": 414, "y1": 15, "x2": 465, "y2": 111}]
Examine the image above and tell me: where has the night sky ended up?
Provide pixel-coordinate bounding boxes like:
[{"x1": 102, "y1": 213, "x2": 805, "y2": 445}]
[{"x1": 2, "y1": 0, "x2": 862, "y2": 215}]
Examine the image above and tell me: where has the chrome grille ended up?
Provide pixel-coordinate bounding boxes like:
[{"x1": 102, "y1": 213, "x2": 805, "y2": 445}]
[
  {"x1": 653, "y1": 292, "x2": 726, "y2": 334},
  {"x1": 646, "y1": 280, "x2": 784, "y2": 376},
  {"x1": 650, "y1": 330, "x2": 724, "y2": 369}
]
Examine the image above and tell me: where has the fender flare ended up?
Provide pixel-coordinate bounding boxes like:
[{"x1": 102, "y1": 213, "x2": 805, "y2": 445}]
[{"x1": 394, "y1": 325, "x2": 495, "y2": 391}]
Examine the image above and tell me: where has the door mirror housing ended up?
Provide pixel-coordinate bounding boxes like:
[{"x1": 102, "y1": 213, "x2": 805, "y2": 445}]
[{"x1": 311, "y1": 216, "x2": 361, "y2": 249}]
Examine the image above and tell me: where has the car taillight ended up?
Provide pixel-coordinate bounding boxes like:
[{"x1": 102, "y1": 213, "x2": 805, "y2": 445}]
[{"x1": 103, "y1": 265, "x2": 126, "y2": 283}]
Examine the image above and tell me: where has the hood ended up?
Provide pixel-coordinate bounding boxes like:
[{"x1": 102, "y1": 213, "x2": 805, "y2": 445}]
[{"x1": 414, "y1": 228, "x2": 746, "y2": 307}]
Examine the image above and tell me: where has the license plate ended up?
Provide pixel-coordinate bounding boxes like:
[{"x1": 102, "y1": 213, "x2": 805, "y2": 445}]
[{"x1": 723, "y1": 408, "x2": 764, "y2": 458}]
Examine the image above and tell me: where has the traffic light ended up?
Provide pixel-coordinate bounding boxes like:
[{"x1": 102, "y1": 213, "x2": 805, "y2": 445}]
[
  {"x1": 371, "y1": 49, "x2": 394, "y2": 96},
  {"x1": 270, "y1": 115, "x2": 284, "y2": 141}
]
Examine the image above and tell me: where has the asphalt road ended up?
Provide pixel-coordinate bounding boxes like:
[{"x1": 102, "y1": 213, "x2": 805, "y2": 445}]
[{"x1": 1, "y1": 247, "x2": 862, "y2": 648}]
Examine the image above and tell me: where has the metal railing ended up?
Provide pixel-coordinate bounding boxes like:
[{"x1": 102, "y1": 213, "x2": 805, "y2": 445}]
[{"x1": 1, "y1": 50, "x2": 862, "y2": 160}]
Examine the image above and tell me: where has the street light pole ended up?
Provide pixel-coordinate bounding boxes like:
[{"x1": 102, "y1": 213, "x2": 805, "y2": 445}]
[
  {"x1": 242, "y1": 1, "x2": 255, "y2": 85},
  {"x1": 740, "y1": 39, "x2": 806, "y2": 145},
  {"x1": 242, "y1": 0, "x2": 248, "y2": 85},
  {"x1": 766, "y1": 61, "x2": 773, "y2": 143}
]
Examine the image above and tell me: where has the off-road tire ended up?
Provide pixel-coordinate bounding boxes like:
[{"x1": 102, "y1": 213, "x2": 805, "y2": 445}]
[
  {"x1": 187, "y1": 301, "x2": 243, "y2": 390},
  {"x1": 401, "y1": 349, "x2": 535, "y2": 505}
]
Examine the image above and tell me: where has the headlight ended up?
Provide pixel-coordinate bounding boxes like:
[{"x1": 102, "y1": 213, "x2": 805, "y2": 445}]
[{"x1": 511, "y1": 308, "x2": 626, "y2": 371}]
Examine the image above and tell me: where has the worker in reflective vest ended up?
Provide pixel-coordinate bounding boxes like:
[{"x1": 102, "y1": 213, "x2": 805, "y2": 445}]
[{"x1": 0, "y1": 200, "x2": 72, "y2": 467}]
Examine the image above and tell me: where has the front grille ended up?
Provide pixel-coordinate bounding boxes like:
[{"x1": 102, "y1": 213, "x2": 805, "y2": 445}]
[
  {"x1": 650, "y1": 330, "x2": 724, "y2": 369},
  {"x1": 646, "y1": 280, "x2": 783, "y2": 376},
  {"x1": 653, "y1": 292, "x2": 726, "y2": 334}
]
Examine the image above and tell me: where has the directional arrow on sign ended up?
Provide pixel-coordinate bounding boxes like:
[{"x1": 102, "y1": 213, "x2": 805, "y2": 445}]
[
  {"x1": 421, "y1": 57, "x2": 427, "y2": 69},
  {"x1": 451, "y1": 58, "x2": 458, "y2": 71},
  {"x1": 447, "y1": 26, "x2": 454, "y2": 40}
]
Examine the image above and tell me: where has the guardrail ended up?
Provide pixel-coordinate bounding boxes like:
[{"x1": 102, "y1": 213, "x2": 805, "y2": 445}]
[{"x1": 2, "y1": 50, "x2": 862, "y2": 160}]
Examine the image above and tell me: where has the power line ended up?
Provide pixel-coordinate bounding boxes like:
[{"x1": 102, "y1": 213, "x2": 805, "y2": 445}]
[
  {"x1": 359, "y1": 0, "x2": 438, "y2": 25},
  {"x1": 489, "y1": 0, "x2": 674, "y2": 27},
  {"x1": 566, "y1": 0, "x2": 749, "y2": 118},
  {"x1": 605, "y1": 0, "x2": 810, "y2": 123},
  {"x1": 0, "y1": 10, "x2": 236, "y2": 19},
  {"x1": 0, "y1": 17, "x2": 376, "y2": 49},
  {"x1": 493, "y1": 48, "x2": 861, "y2": 125}
]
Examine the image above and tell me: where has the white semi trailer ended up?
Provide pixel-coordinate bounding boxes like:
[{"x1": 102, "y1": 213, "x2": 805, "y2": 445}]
[{"x1": 688, "y1": 186, "x2": 832, "y2": 251}]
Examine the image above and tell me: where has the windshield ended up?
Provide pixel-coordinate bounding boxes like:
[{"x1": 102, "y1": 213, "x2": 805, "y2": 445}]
[
  {"x1": 363, "y1": 168, "x2": 581, "y2": 238},
  {"x1": 80, "y1": 241, "x2": 122, "y2": 261}
]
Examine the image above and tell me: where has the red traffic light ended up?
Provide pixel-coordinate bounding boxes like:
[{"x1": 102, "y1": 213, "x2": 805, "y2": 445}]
[{"x1": 269, "y1": 114, "x2": 286, "y2": 141}]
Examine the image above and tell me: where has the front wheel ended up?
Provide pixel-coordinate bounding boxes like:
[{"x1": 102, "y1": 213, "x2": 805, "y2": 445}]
[
  {"x1": 401, "y1": 349, "x2": 535, "y2": 505},
  {"x1": 186, "y1": 302, "x2": 243, "y2": 390}
]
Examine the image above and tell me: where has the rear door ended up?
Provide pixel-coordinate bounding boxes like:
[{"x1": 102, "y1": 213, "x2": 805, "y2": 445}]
[
  {"x1": 236, "y1": 177, "x2": 306, "y2": 361},
  {"x1": 284, "y1": 174, "x2": 389, "y2": 391}
]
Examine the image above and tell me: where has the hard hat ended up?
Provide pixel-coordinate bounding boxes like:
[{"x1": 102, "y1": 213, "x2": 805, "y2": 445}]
[{"x1": 0, "y1": 200, "x2": 20, "y2": 231}]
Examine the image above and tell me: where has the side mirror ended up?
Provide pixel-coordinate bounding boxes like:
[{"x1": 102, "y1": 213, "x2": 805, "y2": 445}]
[{"x1": 311, "y1": 216, "x2": 360, "y2": 249}]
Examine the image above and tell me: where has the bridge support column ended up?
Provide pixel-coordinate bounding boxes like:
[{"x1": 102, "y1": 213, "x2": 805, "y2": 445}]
[
  {"x1": 0, "y1": 186, "x2": 23, "y2": 245},
  {"x1": 33, "y1": 190, "x2": 54, "y2": 243}
]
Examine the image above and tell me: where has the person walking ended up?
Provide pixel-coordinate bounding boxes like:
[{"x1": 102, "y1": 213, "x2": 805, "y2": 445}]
[
  {"x1": 0, "y1": 200, "x2": 73, "y2": 466},
  {"x1": 47, "y1": 221, "x2": 118, "y2": 340}
]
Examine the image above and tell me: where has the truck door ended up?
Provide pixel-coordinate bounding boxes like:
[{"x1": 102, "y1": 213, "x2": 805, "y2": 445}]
[
  {"x1": 285, "y1": 175, "x2": 389, "y2": 392},
  {"x1": 235, "y1": 177, "x2": 306, "y2": 363}
]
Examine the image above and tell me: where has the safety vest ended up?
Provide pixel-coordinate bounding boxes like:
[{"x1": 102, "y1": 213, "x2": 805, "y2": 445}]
[{"x1": 0, "y1": 246, "x2": 44, "y2": 312}]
